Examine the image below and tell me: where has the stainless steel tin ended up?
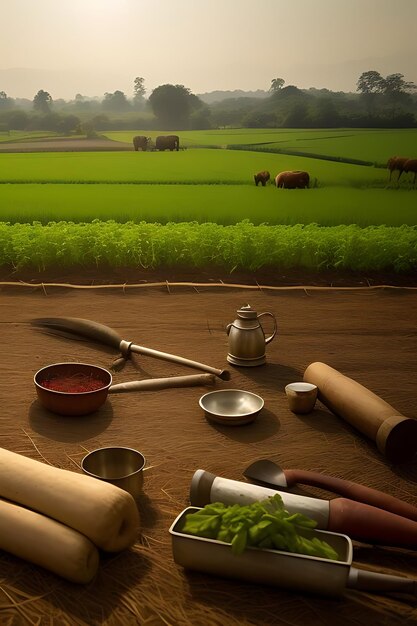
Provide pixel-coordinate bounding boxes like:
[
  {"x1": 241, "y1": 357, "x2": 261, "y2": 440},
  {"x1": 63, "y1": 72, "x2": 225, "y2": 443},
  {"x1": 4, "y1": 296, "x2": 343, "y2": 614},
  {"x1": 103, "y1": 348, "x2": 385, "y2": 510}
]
[
  {"x1": 170, "y1": 507, "x2": 352, "y2": 597},
  {"x1": 81, "y1": 447, "x2": 146, "y2": 499}
]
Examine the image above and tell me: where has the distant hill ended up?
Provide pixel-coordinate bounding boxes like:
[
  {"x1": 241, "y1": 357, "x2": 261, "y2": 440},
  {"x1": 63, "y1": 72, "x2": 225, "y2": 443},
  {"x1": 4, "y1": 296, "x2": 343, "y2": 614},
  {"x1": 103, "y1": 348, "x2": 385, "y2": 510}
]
[{"x1": 197, "y1": 89, "x2": 269, "y2": 104}]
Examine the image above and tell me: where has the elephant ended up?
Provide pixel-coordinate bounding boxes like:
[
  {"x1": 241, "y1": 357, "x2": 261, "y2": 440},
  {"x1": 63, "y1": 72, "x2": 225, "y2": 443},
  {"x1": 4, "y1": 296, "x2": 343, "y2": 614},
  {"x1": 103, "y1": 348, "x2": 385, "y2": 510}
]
[
  {"x1": 254, "y1": 171, "x2": 270, "y2": 186},
  {"x1": 387, "y1": 156, "x2": 409, "y2": 180},
  {"x1": 156, "y1": 135, "x2": 179, "y2": 151},
  {"x1": 133, "y1": 135, "x2": 149, "y2": 151},
  {"x1": 275, "y1": 170, "x2": 310, "y2": 189},
  {"x1": 402, "y1": 158, "x2": 417, "y2": 184}
]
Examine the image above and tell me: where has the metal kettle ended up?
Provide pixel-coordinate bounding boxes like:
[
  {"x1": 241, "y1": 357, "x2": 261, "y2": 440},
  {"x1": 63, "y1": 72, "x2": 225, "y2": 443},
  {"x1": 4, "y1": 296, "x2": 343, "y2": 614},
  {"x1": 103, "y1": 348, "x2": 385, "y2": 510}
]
[{"x1": 226, "y1": 304, "x2": 277, "y2": 366}]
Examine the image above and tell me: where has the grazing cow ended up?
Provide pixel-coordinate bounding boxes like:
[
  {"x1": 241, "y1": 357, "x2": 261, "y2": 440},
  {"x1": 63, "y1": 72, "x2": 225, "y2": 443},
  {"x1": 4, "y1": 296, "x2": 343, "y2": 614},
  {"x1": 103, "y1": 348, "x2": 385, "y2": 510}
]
[
  {"x1": 133, "y1": 135, "x2": 149, "y2": 151},
  {"x1": 156, "y1": 135, "x2": 179, "y2": 151},
  {"x1": 275, "y1": 170, "x2": 310, "y2": 189},
  {"x1": 254, "y1": 170, "x2": 270, "y2": 186},
  {"x1": 402, "y1": 159, "x2": 417, "y2": 184},
  {"x1": 387, "y1": 156, "x2": 409, "y2": 181}
]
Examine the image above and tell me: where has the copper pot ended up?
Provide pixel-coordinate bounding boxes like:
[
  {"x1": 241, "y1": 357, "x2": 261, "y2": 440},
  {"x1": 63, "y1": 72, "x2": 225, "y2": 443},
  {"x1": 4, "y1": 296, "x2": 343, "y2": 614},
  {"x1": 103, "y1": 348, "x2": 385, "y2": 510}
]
[{"x1": 34, "y1": 362, "x2": 112, "y2": 416}]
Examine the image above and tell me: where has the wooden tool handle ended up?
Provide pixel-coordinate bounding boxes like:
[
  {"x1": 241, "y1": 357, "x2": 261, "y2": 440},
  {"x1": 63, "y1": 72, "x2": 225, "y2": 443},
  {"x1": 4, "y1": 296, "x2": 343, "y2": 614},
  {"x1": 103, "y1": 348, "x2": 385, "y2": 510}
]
[
  {"x1": 285, "y1": 469, "x2": 417, "y2": 521},
  {"x1": 329, "y1": 498, "x2": 417, "y2": 548},
  {"x1": 129, "y1": 343, "x2": 230, "y2": 380},
  {"x1": 304, "y1": 361, "x2": 417, "y2": 462},
  {"x1": 109, "y1": 373, "x2": 216, "y2": 393}
]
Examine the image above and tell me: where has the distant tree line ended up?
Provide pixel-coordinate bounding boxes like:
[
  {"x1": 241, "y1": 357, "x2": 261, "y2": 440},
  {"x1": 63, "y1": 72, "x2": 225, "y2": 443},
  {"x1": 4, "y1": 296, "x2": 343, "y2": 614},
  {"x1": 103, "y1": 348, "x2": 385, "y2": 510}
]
[{"x1": 0, "y1": 71, "x2": 416, "y2": 134}]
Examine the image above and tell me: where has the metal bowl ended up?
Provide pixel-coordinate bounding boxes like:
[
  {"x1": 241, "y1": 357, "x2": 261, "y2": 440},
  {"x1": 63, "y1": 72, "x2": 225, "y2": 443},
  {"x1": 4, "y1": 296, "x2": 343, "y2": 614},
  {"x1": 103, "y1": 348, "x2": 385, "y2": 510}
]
[
  {"x1": 81, "y1": 447, "x2": 146, "y2": 499},
  {"x1": 34, "y1": 362, "x2": 112, "y2": 416},
  {"x1": 199, "y1": 389, "x2": 264, "y2": 426}
]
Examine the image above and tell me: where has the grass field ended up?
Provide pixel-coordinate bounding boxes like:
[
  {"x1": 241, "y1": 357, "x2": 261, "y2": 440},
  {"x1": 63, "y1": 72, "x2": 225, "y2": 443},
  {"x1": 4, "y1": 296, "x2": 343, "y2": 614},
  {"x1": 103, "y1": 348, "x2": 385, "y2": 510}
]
[
  {"x1": 1, "y1": 184, "x2": 416, "y2": 227},
  {"x1": 0, "y1": 145, "x2": 415, "y2": 226},
  {"x1": 104, "y1": 128, "x2": 417, "y2": 166},
  {"x1": 0, "y1": 128, "x2": 416, "y2": 273}
]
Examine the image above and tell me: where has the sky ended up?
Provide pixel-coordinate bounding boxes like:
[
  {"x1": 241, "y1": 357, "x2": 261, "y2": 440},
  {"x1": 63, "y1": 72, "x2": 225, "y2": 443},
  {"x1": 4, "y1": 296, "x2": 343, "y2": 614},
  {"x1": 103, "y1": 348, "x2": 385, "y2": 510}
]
[{"x1": 1, "y1": 0, "x2": 417, "y2": 100}]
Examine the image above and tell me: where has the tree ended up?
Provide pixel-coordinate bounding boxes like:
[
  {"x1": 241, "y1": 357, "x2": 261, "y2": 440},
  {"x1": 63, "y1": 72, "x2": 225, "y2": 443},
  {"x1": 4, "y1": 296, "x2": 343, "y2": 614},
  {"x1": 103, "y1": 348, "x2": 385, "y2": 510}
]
[
  {"x1": 383, "y1": 73, "x2": 416, "y2": 119},
  {"x1": 0, "y1": 90, "x2": 14, "y2": 109},
  {"x1": 356, "y1": 71, "x2": 385, "y2": 94},
  {"x1": 33, "y1": 89, "x2": 52, "y2": 114},
  {"x1": 102, "y1": 90, "x2": 131, "y2": 111},
  {"x1": 357, "y1": 70, "x2": 416, "y2": 119},
  {"x1": 270, "y1": 78, "x2": 285, "y2": 92},
  {"x1": 384, "y1": 73, "x2": 416, "y2": 95},
  {"x1": 149, "y1": 84, "x2": 195, "y2": 129},
  {"x1": 356, "y1": 71, "x2": 385, "y2": 117},
  {"x1": 133, "y1": 76, "x2": 145, "y2": 103}
]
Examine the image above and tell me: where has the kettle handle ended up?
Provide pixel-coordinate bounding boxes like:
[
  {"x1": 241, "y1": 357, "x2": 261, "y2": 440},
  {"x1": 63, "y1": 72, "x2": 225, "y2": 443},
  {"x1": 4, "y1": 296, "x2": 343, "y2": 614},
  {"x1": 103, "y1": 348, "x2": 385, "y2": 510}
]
[{"x1": 257, "y1": 312, "x2": 277, "y2": 345}]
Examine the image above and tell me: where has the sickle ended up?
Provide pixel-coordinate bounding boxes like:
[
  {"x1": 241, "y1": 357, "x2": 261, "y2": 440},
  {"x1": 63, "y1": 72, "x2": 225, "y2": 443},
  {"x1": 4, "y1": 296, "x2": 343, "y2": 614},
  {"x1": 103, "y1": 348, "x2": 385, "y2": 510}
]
[{"x1": 31, "y1": 316, "x2": 230, "y2": 380}]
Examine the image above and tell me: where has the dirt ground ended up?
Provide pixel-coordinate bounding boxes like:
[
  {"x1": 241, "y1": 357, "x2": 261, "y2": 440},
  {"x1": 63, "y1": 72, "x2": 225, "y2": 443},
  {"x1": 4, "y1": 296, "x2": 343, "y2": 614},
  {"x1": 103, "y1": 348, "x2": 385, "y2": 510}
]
[
  {"x1": 1, "y1": 276, "x2": 417, "y2": 625},
  {"x1": 1, "y1": 264, "x2": 417, "y2": 289},
  {"x1": 0, "y1": 136, "x2": 132, "y2": 152}
]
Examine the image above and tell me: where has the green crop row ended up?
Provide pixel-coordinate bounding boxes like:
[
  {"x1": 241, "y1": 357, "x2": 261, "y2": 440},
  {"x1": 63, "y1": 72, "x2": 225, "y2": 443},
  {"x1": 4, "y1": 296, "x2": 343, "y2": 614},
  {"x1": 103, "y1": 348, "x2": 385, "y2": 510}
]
[
  {"x1": 2, "y1": 184, "x2": 416, "y2": 227},
  {"x1": 0, "y1": 220, "x2": 415, "y2": 273}
]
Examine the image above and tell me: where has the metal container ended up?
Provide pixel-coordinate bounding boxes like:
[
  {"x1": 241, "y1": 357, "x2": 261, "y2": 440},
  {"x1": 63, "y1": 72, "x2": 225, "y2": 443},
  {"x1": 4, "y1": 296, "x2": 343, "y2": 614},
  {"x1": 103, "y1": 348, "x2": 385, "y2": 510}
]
[
  {"x1": 226, "y1": 304, "x2": 277, "y2": 366},
  {"x1": 170, "y1": 507, "x2": 352, "y2": 597},
  {"x1": 81, "y1": 447, "x2": 146, "y2": 499},
  {"x1": 34, "y1": 362, "x2": 112, "y2": 416},
  {"x1": 199, "y1": 389, "x2": 264, "y2": 425}
]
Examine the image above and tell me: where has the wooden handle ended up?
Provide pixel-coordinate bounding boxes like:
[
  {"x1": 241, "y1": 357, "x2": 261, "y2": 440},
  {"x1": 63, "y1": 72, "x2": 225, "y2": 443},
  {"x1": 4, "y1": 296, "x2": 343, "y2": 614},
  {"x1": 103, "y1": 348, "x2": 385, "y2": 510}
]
[
  {"x1": 329, "y1": 498, "x2": 417, "y2": 549},
  {"x1": 304, "y1": 361, "x2": 417, "y2": 462},
  {"x1": 285, "y1": 469, "x2": 417, "y2": 521},
  {"x1": 109, "y1": 373, "x2": 216, "y2": 393},
  {"x1": 129, "y1": 343, "x2": 230, "y2": 380},
  {"x1": 32, "y1": 316, "x2": 230, "y2": 380}
]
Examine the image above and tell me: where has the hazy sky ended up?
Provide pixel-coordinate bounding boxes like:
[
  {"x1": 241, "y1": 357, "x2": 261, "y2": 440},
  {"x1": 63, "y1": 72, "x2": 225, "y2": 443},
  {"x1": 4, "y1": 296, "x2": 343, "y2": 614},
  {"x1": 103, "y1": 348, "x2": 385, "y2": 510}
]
[{"x1": 1, "y1": 0, "x2": 417, "y2": 100}]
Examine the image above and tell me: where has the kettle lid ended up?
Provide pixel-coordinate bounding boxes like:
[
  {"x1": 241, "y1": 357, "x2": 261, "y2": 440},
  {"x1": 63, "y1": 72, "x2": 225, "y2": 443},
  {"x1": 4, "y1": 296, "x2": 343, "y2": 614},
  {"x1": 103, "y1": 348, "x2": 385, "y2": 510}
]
[{"x1": 237, "y1": 304, "x2": 257, "y2": 319}]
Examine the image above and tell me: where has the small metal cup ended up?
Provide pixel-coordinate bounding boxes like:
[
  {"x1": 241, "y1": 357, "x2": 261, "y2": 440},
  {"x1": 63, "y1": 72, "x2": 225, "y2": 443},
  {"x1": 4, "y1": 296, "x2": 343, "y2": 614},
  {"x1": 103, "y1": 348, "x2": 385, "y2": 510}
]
[
  {"x1": 285, "y1": 382, "x2": 318, "y2": 414},
  {"x1": 81, "y1": 447, "x2": 146, "y2": 499}
]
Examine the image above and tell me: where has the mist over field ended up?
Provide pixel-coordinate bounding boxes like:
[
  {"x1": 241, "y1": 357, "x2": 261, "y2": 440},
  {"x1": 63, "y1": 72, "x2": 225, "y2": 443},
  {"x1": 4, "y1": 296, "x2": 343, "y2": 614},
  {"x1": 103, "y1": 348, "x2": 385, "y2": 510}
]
[{"x1": 1, "y1": 0, "x2": 417, "y2": 100}]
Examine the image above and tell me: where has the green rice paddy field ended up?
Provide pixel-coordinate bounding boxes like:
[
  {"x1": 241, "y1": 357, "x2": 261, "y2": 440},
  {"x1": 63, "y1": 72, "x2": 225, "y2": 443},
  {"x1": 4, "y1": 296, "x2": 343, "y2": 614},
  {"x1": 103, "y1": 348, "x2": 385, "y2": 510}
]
[
  {"x1": 0, "y1": 127, "x2": 416, "y2": 226},
  {"x1": 0, "y1": 128, "x2": 416, "y2": 273}
]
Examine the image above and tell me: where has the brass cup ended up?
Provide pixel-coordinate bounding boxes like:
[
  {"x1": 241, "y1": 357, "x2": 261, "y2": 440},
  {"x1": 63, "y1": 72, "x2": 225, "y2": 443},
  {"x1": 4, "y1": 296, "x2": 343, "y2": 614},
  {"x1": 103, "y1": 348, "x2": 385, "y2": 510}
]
[
  {"x1": 285, "y1": 382, "x2": 318, "y2": 414},
  {"x1": 81, "y1": 447, "x2": 146, "y2": 499}
]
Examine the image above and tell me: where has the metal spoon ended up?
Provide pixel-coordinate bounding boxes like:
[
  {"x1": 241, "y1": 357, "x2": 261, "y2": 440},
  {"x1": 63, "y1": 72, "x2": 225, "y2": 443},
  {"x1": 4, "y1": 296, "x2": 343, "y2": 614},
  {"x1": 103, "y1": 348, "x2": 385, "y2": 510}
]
[{"x1": 243, "y1": 459, "x2": 417, "y2": 522}]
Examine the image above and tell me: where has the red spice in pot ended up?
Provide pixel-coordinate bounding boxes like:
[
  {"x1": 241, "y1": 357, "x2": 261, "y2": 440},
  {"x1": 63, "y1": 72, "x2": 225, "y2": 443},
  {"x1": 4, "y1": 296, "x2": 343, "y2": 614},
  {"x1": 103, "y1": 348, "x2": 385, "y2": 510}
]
[{"x1": 41, "y1": 373, "x2": 106, "y2": 394}]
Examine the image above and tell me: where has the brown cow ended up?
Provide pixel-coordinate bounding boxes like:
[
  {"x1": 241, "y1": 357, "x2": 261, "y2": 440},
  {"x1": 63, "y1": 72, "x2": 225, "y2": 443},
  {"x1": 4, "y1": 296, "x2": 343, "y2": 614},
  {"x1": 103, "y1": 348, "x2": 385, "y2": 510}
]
[
  {"x1": 156, "y1": 135, "x2": 179, "y2": 151},
  {"x1": 275, "y1": 170, "x2": 310, "y2": 189},
  {"x1": 402, "y1": 158, "x2": 417, "y2": 184},
  {"x1": 387, "y1": 156, "x2": 409, "y2": 180},
  {"x1": 254, "y1": 170, "x2": 270, "y2": 186},
  {"x1": 133, "y1": 135, "x2": 149, "y2": 151}
]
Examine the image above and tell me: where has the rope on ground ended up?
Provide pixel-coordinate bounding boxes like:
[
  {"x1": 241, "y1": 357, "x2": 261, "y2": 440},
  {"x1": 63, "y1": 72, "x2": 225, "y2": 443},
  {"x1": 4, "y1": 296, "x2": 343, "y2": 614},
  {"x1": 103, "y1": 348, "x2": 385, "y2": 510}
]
[{"x1": 0, "y1": 280, "x2": 416, "y2": 291}]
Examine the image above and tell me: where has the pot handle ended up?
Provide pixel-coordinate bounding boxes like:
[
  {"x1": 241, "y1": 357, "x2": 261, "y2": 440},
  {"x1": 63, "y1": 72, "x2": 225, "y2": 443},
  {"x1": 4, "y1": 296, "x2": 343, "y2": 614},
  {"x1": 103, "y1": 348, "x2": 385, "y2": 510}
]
[
  {"x1": 257, "y1": 312, "x2": 277, "y2": 345},
  {"x1": 109, "y1": 373, "x2": 215, "y2": 393}
]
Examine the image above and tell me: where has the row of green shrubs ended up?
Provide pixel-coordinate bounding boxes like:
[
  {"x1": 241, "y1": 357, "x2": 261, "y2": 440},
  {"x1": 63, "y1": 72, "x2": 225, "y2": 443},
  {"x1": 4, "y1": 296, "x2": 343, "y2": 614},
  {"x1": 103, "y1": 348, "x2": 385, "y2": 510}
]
[{"x1": 0, "y1": 220, "x2": 416, "y2": 273}]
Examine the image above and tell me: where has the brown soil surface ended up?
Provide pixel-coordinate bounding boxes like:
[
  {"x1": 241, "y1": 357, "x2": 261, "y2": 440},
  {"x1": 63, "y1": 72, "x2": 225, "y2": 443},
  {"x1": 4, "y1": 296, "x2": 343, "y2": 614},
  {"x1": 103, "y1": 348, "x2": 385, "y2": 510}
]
[
  {"x1": 0, "y1": 136, "x2": 132, "y2": 152},
  {"x1": 1, "y1": 281, "x2": 417, "y2": 624}
]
